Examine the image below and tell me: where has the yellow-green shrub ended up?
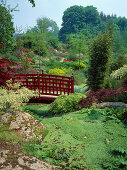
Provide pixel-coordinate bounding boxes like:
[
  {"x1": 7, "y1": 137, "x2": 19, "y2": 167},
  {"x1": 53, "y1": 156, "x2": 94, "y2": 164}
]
[
  {"x1": 0, "y1": 80, "x2": 38, "y2": 111},
  {"x1": 49, "y1": 93, "x2": 86, "y2": 114},
  {"x1": 48, "y1": 67, "x2": 73, "y2": 76},
  {"x1": 72, "y1": 62, "x2": 85, "y2": 69}
]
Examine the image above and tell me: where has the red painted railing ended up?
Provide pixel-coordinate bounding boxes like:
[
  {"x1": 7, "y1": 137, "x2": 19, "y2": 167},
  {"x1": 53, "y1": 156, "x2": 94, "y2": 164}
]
[
  {"x1": 12, "y1": 73, "x2": 74, "y2": 101},
  {"x1": 0, "y1": 57, "x2": 74, "y2": 101}
]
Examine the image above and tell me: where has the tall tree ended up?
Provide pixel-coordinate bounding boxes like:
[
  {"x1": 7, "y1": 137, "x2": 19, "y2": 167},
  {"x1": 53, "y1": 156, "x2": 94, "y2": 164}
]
[
  {"x1": 37, "y1": 17, "x2": 59, "y2": 37},
  {"x1": 116, "y1": 17, "x2": 127, "y2": 31},
  {"x1": 59, "y1": 5, "x2": 86, "y2": 42},
  {"x1": 0, "y1": 5, "x2": 16, "y2": 53},
  {"x1": 20, "y1": 17, "x2": 59, "y2": 55},
  {"x1": 59, "y1": 5, "x2": 101, "y2": 42},
  {"x1": 67, "y1": 33, "x2": 88, "y2": 61},
  {"x1": 87, "y1": 23, "x2": 113, "y2": 91},
  {"x1": 84, "y1": 6, "x2": 100, "y2": 25}
]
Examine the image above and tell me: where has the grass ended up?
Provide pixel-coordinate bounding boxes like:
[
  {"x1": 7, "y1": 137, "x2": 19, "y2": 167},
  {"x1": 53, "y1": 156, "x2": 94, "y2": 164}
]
[
  {"x1": 22, "y1": 105, "x2": 127, "y2": 169},
  {"x1": 0, "y1": 111, "x2": 4, "y2": 115},
  {"x1": 22, "y1": 104, "x2": 51, "y2": 117},
  {"x1": 0, "y1": 124, "x2": 23, "y2": 144}
]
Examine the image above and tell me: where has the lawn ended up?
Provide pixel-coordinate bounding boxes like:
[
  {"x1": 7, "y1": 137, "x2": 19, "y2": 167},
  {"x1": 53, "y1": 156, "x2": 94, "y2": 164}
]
[{"x1": 22, "y1": 105, "x2": 127, "y2": 169}]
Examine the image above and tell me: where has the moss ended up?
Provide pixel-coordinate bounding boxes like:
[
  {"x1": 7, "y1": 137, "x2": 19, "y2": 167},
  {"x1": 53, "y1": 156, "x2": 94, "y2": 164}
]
[{"x1": 7, "y1": 114, "x2": 17, "y2": 124}]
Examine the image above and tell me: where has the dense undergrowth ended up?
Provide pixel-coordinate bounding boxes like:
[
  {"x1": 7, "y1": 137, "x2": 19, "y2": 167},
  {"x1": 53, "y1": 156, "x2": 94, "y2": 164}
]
[{"x1": 22, "y1": 104, "x2": 127, "y2": 169}]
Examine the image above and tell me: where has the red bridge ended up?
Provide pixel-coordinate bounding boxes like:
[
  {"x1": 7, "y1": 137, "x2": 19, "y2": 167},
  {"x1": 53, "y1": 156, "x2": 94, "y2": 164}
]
[
  {"x1": 0, "y1": 57, "x2": 74, "y2": 101},
  {"x1": 13, "y1": 73, "x2": 74, "y2": 101}
]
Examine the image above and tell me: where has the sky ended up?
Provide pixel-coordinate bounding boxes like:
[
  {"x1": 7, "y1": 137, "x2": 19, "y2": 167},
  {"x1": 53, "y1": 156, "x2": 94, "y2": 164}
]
[{"x1": 7, "y1": 0, "x2": 127, "y2": 32}]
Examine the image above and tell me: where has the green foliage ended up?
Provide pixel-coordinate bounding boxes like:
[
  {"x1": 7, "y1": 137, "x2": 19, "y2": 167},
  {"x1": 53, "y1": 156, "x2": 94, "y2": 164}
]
[
  {"x1": 59, "y1": 5, "x2": 101, "y2": 42},
  {"x1": 28, "y1": 0, "x2": 35, "y2": 7},
  {"x1": 48, "y1": 67, "x2": 72, "y2": 76},
  {"x1": 0, "y1": 5, "x2": 16, "y2": 53},
  {"x1": 23, "y1": 107, "x2": 127, "y2": 169},
  {"x1": 74, "y1": 84, "x2": 88, "y2": 94},
  {"x1": 24, "y1": 129, "x2": 87, "y2": 169},
  {"x1": 59, "y1": 5, "x2": 86, "y2": 42},
  {"x1": 110, "y1": 63, "x2": 127, "y2": 86},
  {"x1": 67, "y1": 33, "x2": 88, "y2": 61},
  {"x1": 37, "y1": 17, "x2": 59, "y2": 38},
  {"x1": 73, "y1": 70, "x2": 87, "y2": 85},
  {"x1": 87, "y1": 24, "x2": 113, "y2": 91},
  {"x1": 49, "y1": 93, "x2": 86, "y2": 114},
  {"x1": 22, "y1": 104, "x2": 53, "y2": 118},
  {"x1": 18, "y1": 17, "x2": 59, "y2": 57},
  {"x1": 0, "y1": 124, "x2": 22, "y2": 144},
  {"x1": 111, "y1": 30, "x2": 127, "y2": 71},
  {"x1": 100, "y1": 107, "x2": 126, "y2": 120},
  {"x1": 102, "y1": 147, "x2": 127, "y2": 169},
  {"x1": 0, "y1": 80, "x2": 38, "y2": 111},
  {"x1": 22, "y1": 32, "x2": 48, "y2": 56},
  {"x1": 47, "y1": 36, "x2": 59, "y2": 49},
  {"x1": 111, "y1": 64, "x2": 127, "y2": 80},
  {"x1": 83, "y1": 6, "x2": 101, "y2": 25},
  {"x1": 116, "y1": 17, "x2": 127, "y2": 31},
  {"x1": 72, "y1": 62, "x2": 85, "y2": 69}
]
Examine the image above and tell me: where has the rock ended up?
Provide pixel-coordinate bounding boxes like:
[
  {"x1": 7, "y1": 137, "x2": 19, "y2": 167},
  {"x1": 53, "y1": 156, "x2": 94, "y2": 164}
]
[
  {"x1": 18, "y1": 157, "x2": 25, "y2": 166},
  {"x1": 9, "y1": 121, "x2": 20, "y2": 130},
  {"x1": 0, "y1": 158, "x2": 6, "y2": 164},
  {"x1": 0, "y1": 165, "x2": 13, "y2": 170},
  {"x1": 0, "y1": 110, "x2": 46, "y2": 141},
  {"x1": 0, "y1": 112, "x2": 13, "y2": 124},
  {"x1": 24, "y1": 155, "x2": 56, "y2": 170},
  {"x1": 91, "y1": 102, "x2": 127, "y2": 109}
]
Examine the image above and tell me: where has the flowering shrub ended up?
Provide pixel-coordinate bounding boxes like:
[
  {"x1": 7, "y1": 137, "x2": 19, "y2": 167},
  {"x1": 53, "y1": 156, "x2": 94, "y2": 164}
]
[
  {"x1": 27, "y1": 58, "x2": 32, "y2": 63},
  {"x1": 0, "y1": 79, "x2": 38, "y2": 111},
  {"x1": 0, "y1": 57, "x2": 25, "y2": 85},
  {"x1": 28, "y1": 69, "x2": 39, "y2": 74},
  {"x1": 77, "y1": 86, "x2": 127, "y2": 108},
  {"x1": 48, "y1": 68, "x2": 65, "y2": 75},
  {"x1": 64, "y1": 60, "x2": 72, "y2": 62},
  {"x1": 0, "y1": 42, "x2": 4, "y2": 46},
  {"x1": 48, "y1": 67, "x2": 73, "y2": 76},
  {"x1": 72, "y1": 62, "x2": 85, "y2": 69},
  {"x1": 19, "y1": 48, "x2": 35, "y2": 67},
  {"x1": 110, "y1": 65, "x2": 127, "y2": 80}
]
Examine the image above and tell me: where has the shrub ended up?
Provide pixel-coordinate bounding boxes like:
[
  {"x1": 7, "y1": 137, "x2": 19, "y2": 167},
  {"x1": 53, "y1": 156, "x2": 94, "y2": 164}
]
[
  {"x1": 48, "y1": 67, "x2": 73, "y2": 76},
  {"x1": 48, "y1": 68, "x2": 65, "y2": 75},
  {"x1": 49, "y1": 93, "x2": 86, "y2": 114},
  {"x1": 72, "y1": 62, "x2": 85, "y2": 69},
  {"x1": 74, "y1": 84, "x2": 88, "y2": 94},
  {"x1": 74, "y1": 70, "x2": 87, "y2": 85},
  {"x1": 0, "y1": 79, "x2": 38, "y2": 111},
  {"x1": 110, "y1": 65, "x2": 127, "y2": 85},
  {"x1": 102, "y1": 76, "x2": 122, "y2": 90},
  {"x1": 77, "y1": 85, "x2": 127, "y2": 109}
]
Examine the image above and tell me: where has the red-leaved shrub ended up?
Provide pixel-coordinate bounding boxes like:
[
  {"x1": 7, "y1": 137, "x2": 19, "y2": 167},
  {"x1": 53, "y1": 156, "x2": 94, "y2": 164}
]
[{"x1": 77, "y1": 85, "x2": 127, "y2": 108}]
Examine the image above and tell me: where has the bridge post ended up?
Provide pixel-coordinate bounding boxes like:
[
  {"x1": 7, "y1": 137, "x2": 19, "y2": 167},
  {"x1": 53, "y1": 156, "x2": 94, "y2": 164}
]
[
  {"x1": 71, "y1": 73, "x2": 74, "y2": 93},
  {"x1": 37, "y1": 72, "x2": 40, "y2": 99}
]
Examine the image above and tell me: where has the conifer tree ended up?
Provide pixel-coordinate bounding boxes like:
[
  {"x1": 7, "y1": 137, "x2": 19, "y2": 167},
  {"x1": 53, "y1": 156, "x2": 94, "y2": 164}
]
[{"x1": 87, "y1": 23, "x2": 113, "y2": 91}]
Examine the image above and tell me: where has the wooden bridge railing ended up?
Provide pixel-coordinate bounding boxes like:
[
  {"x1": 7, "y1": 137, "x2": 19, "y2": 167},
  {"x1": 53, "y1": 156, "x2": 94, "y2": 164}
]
[{"x1": 12, "y1": 73, "x2": 74, "y2": 101}]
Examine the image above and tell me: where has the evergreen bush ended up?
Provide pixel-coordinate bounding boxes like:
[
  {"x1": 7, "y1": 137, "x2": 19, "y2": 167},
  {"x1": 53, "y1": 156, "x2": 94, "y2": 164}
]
[{"x1": 49, "y1": 93, "x2": 86, "y2": 114}]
